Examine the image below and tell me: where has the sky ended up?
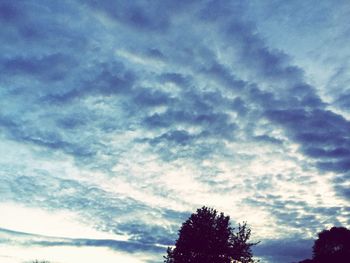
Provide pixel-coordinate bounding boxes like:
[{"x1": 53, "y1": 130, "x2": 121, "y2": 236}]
[{"x1": 0, "y1": 0, "x2": 349, "y2": 262}]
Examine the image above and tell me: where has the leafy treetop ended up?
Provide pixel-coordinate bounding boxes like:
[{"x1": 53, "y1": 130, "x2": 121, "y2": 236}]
[{"x1": 164, "y1": 206, "x2": 259, "y2": 263}]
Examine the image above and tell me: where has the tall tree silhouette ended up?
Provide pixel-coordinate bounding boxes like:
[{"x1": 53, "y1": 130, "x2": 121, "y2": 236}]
[{"x1": 164, "y1": 206, "x2": 258, "y2": 263}]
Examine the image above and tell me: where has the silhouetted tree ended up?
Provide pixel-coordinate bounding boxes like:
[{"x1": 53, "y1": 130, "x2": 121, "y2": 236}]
[
  {"x1": 164, "y1": 206, "x2": 259, "y2": 263},
  {"x1": 298, "y1": 226, "x2": 350, "y2": 263},
  {"x1": 312, "y1": 226, "x2": 350, "y2": 263}
]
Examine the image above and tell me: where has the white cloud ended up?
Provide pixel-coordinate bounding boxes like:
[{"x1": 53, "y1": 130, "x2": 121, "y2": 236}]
[
  {"x1": 0, "y1": 245, "x2": 147, "y2": 263},
  {"x1": 0, "y1": 202, "x2": 127, "y2": 241}
]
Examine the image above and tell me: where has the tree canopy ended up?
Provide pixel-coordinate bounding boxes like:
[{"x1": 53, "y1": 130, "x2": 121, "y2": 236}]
[
  {"x1": 312, "y1": 226, "x2": 350, "y2": 263},
  {"x1": 298, "y1": 226, "x2": 350, "y2": 263},
  {"x1": 164, "y1": 206, "x2": 258, "y2": 263}
]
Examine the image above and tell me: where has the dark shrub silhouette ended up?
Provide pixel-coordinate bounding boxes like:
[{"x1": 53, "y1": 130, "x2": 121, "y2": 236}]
[
  {"x1": 164, "y1": 206, "x2": 258, "y2": 263},
  {"x1": 298, "y1": 226, "x2": 350, "y2": 263}
]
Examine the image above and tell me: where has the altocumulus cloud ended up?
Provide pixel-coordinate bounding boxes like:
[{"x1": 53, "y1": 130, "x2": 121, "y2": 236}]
[{"x1": 0, "y1": 0, "x2": 350, "y2": 262}]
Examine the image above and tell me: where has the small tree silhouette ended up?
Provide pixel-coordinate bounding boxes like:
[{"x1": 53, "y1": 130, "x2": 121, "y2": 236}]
[{"x1": 164, "y1": 206, "x2": 259, "y2": 263}]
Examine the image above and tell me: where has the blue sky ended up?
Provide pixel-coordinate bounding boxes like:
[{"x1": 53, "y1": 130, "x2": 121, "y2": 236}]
[{"x1": 0, "y1": 1, "x2": 349, "y2": 262}]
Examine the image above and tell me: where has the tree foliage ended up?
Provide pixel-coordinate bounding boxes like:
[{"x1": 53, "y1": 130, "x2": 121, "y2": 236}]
[
  {"x1": 298, "y1": 226, "x2": 350, "y2": 263},
  {"x1": 164, "y1": 206, "x2": 259, "y2": 263},
  {"x1": 312, "y1": 226, "x2": 350, "y2": 263}
]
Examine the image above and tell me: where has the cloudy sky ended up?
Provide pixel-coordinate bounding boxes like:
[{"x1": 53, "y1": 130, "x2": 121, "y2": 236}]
[{"x1": 0, "y1": 1, "x2": 349, "y2": 262}]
